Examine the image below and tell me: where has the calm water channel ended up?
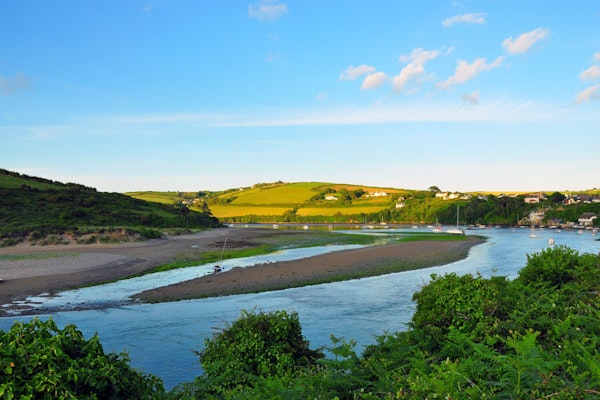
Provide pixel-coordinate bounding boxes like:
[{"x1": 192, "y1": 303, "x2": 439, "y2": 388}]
[{"x1": 1, "y1": 227, "x2": 598, "y2": 389}]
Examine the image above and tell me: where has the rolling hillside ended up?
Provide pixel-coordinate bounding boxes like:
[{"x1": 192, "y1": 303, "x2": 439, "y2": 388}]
[
  {"x1": 0, "y1": 169, "x2": 220, "y2": 245},
  {"x1": 127, "y1": 182, "x2": 600, "y2": 227},
  {"x1": 129, "y1": 181, "x2": 416, "y2": 223}
]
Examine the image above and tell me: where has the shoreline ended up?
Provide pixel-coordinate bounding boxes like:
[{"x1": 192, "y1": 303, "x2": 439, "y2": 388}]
[
  {"x1": 133, "y1": 236, "x2": 483, "y2": 303},
  {"x1": 0, "y1": 228, "x2": 483, "y2": 316}
]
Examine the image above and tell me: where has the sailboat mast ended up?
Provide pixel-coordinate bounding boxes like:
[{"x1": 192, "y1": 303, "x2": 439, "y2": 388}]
[{"x1": 219, "y1": 236, "x2": 228, "y2": 262}]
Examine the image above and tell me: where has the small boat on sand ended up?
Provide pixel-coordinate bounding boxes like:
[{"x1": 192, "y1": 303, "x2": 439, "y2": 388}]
[{"x1": 213, "y1": 236, "x2": 228, "y2": 273}]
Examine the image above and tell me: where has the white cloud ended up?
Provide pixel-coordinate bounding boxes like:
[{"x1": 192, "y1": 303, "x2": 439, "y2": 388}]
[
  {"x1": 393, "y1": 48, "x2": 440, "y2": 92},
  {"x1": 339, "y1": 64, "x2": 376, "y2": 81},
  {"x1": 594, "y1": 52, "x2": 600, "y2": 62},
  {"x1": 361, "y1": 72, "x2": 388, "y2": 90},
  {"x1": 438, "y1": 56, "x2": 504, "y2": 89},
  {"x1": 399, "y1": 48, "x2": 440, "y2": 65},
  {"x1": 0, "y1": 73, "x2": 31, "y2": 95},
  {"x1": 461, "y1": 90, "x2": 480, "y2": 104},
  {"x1": 248, "y1": 0, "x2": 288, "y2": 21},
  {"x1": 576, "y1": 84, "x2": 600, "y2": 104},
  {"x1": 502, "y1": 28, "x2": 550, "y2": 55},
  {"x1": 580, "y1": 65, "x2": 600, "y2": 81},
  {"x1": 442, "y1": 13, "x2": 486, "y2": 27}
]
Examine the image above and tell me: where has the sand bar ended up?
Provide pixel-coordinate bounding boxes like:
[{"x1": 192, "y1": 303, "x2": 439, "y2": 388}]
[{"x1": 0, "y1": 228, "x2": 483, "y2": 316}]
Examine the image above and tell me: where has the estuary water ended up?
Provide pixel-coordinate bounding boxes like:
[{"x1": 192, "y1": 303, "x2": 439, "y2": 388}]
[{"x1": 1, "y1": 227, "x2": 598, "y2": 389}]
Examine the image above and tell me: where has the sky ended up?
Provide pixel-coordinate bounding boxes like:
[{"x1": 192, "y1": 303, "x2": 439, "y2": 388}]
[{"x1": 1, "y1": 1, "x2": 599, "y2": 193}]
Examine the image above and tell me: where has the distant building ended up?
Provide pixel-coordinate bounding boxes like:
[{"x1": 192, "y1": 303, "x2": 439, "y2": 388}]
[
  {"x1": 578, "y1": 213, "x2": 597, "y2": 226},
  {"x1": 367, "y1": 191, "x2": 388, "y2": 197},
  {"x1": 435, "y1": 191, "x2": 467, "y2": 200},
  {"x1": 528, "y1": 210, "x2": 545, "y2": 225},
  {"x1": 524, "y1": 193, "x2": 546, "y2": 204},
  {"x1": 325, "y1": 195, "x2": 338, "y2": 201}
]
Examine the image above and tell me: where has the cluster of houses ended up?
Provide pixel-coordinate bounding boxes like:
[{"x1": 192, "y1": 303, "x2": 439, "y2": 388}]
[
  {"x1": 523, "y1": 193, "x2": 600, "y2": 204},
  {"x1": 435, "y1": 192, "x2": 473, "y2": 201},
  {"x1": 527, "y1": 210, "x2": 597, "y2": 228}
]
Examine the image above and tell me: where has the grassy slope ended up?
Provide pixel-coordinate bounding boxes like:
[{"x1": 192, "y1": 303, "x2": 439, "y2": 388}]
[
  {"x1": 127, "y1": 182, "x2": 600, "y2": 224},
  {"x1": 0, "y1": 169, "x2": 219, "y2": 240},
  {"x1": 128, "y1": 182, "x2": 409, "y2": 219}
]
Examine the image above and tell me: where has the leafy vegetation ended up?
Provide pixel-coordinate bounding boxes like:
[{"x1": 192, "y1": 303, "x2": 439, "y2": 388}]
[
  {"x1": 0, "y1": 319, "x2": 164, "y2": 399},
  {"x1": 0, "y1": 169, "x2": 220, "y2": 245},
  {"x1": 2, "y1": 246, "x2": 599, "y2": 399},
  {"x1": 193, "y1": 309, "x2": 324, "y2": 395}
]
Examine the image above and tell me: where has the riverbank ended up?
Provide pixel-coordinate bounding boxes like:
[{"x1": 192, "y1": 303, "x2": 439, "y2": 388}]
[
  {"x1": 0, "y1": 228, "x2": 483, "y2": 316},
  {"x1": 133, "y1": 236, "x2": 483, "y2": 303}
]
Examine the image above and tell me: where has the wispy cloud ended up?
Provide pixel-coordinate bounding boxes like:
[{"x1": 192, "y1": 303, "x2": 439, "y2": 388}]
[
  {"x1": 3, "y1": 101, "x2": 574, "y2": 145},
  {"x1": 339, "y1": 64, "x2": 376, "y2": 81},
  {"x1": 575, "y1": 52, "x2": 600, "y2": 104},
  {"x1": 461, "y1": 90, "x2": 480, "y2": 104},
  {"x1": 576, "y1": 84, "x2": 600, "y2": 104},
  {"x1": 393, "y1": 48, "x2": 441, "y2": 93},
  {"x1": 0, "y1": 73, "x2": 31, "y2": 95},
  {"x1": 437, "y1": 57, "x2": 504, "y2": 89},
  {"x1": 502, "y1": 28, "x2": 550, "y2": 55},
  {"x1": 248, "y1": 0, "x2": 288, "y2": 21},
  {"x1": 110, "y1": 101, "x2": 566, "y2": 128},
  {"x1": 442, "y1": 13, "x2": 486, "y2": 27},
  {"x1": 580, "y1": 65, "x2": 600, "y2": 81}
]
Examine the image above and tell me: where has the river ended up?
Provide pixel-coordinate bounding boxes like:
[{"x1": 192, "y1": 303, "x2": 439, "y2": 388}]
[{"x1": 1, "y1": 227, "x2": 598, "y2": 389}]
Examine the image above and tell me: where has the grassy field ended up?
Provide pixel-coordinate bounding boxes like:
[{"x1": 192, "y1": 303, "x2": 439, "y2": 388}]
[
  {"x1": 126, "y1": 191, "x2": 197, "y2": 205},
  {"x1": 296, "y1": 205, "x2": 389, "y2": 216},
  {"x1": 219, "y1": 182, "x2": 327, "y2": 205},
  {"x1": 209, "y1": 205, "x2": 293, "y2": 217},
  {"x1": 127, "y1": 181, "x2": 403, "y2": 220}
]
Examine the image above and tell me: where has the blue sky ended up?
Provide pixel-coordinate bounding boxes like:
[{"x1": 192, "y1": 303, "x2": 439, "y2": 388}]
[{"x1": 2, "y1": 1, "x2": 599, "y2": 193}]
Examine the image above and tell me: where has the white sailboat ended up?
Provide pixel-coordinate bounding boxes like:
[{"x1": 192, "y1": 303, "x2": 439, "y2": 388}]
[
  {"x1": 213, "y1": 236, "x2": 227, "y2": 273},
  {"x1": 447, "y1": 205, "x2": 465, "y2": 235}
]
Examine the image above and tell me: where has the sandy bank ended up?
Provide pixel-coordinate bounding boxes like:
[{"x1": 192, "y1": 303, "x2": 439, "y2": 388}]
[{"x1": 0, "y1": 228, "x2": 483, "y2": 316}]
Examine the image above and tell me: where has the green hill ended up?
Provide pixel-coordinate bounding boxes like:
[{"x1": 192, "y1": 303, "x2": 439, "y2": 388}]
[
  {"x1": 0, "y1": 169, "x2": 220, "y2": 246},
  {"x1": 128, "y1": 181, "x2": 413, "y2": 223},
  {"x1": 128, "y1": 182, "x2": 600, "y2": 227}
]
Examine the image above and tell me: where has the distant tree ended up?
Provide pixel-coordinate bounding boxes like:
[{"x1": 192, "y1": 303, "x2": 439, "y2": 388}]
[
  {"x1": 428, "y1": 186, "x2": 441, "y2": 193},
  {"x1": 548, "y1": 191, "x2": 566, "y2": 204}
]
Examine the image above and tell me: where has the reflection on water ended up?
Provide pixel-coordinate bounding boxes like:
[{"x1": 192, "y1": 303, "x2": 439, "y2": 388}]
[{"x1": 1, "y1": 228, "x2": 598, "y2": 389}]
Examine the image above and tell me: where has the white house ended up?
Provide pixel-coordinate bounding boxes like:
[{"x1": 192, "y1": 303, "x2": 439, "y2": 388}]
[{"x1": 578, "y1": 213, "x2": 597, "y2": 226}]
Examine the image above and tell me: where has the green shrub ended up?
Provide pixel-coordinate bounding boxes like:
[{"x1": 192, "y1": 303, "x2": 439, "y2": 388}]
[
  {"x1": 411, "y1": 272, "x2": 511, "y2": 350},
  {"x1": 0, "y1": 318, "x2": 164, "y2": 399},
  {"x1": 197, "y1": 309, "x2": 323, "y2": 391},
  {"x1": 518, "y1": 245, "x2": 582, "y2": 288}
]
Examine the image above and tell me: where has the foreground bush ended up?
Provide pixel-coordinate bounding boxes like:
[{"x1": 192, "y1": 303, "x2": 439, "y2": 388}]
[
  {"x1": 194, "y1": 309, "x2": 323, "y2": 392},
  {"x1": 0, "y1": 319, "x2": 164, "y2": 399}
]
